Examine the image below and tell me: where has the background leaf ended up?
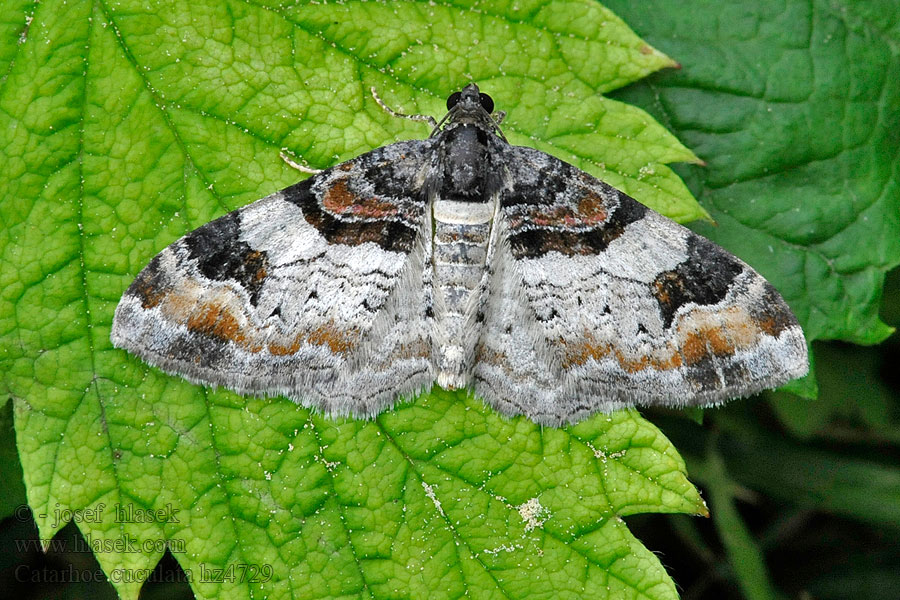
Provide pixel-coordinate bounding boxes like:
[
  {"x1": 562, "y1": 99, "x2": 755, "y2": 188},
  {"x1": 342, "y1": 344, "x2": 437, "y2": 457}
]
[
  {"x1": 602, "y1": 1, "x2": 900, "y2": 598},
  {"x1": 0, "y1": 1, "x2": 713, "y2": 599},
  {"x1": 0, "y1": 399, "x2": 27, "y2": 520},
  {"x1": 607, "y1": 0, "x2": 900, "y2": 347}
]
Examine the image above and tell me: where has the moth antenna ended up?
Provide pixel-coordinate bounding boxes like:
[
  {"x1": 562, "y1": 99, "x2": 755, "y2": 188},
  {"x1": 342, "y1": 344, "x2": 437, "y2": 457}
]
[
  {"x1": 371, "y1": 86, "x2": 438, "y2": 129},
  {"x1": 279, "y1": 149, "x2": 323, "y2": 174}
]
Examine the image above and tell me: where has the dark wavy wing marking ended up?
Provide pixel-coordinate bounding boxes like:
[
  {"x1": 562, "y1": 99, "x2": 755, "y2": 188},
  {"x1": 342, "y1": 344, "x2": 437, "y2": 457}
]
[
  {"x1": 474, "y1": 146, "x2": 807, "y2": 426},
  {"x1": 111, "y1": 139, "x2": 438, "y2": 418}
]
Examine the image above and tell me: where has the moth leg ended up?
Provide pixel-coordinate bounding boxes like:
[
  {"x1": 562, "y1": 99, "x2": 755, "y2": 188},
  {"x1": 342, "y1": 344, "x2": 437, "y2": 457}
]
[
  {"x1": 279, "y1": 149, "x2": 323, "y2": 174},
  {"x1": 370, "y1": 86, "x2": 438, "y2": 129},
  {"x1": 493, "y1": 110, "x2": 507, "y2": 125}
]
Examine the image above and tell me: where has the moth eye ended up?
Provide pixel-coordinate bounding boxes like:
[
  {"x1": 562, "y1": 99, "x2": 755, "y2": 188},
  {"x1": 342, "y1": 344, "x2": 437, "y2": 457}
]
[
  {"x1": 479, "y1": 93, "x2": 494, "y2": 113},
  {"x1": 446, "y1": 91, "x2": 462, "y2": 110}
]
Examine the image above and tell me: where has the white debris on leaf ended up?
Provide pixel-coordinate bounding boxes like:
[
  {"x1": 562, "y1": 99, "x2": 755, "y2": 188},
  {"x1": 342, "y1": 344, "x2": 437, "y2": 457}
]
[
  {"x1": 586, "y1": 440, "x2": 628, "y2": 461},
  {"x1": 518, "y1": 497, "x2": 549, "y2": 532},
  {"x1": 422, "y1": 481, "x2": 445, "y2": 516},
  {"x1": 481, "y1": 542, "x2": 522, "y2": 556}
]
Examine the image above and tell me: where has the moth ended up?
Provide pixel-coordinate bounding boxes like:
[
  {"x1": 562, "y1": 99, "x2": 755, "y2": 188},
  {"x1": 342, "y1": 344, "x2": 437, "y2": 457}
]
[{"x1": 111, "y1": 84, "x2": 808, "y2": 426}]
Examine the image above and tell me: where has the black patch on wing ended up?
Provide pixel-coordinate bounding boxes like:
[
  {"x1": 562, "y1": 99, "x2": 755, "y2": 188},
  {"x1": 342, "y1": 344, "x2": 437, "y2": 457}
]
[
  {"x1": 506, "y1": 191, "x2": 647, "y2": 259},
  {"x1": 183, "y1": 212, "x2": 270, "y2": 306},
  {"x1": 651, "y1": 236, "x2": 744, "y2": 328},
  {"x1": 282, "y1": 178, "x2": 419, "y2": 254},
  {"x1": 126, "y1": 254, "x2": 170, "y2": 309},
  {"x1": 684, "y1": 356, "x2": 753, "y2": 392},
  {"x1": 365, "y1": 162, "x2": 413, "y2": 199},
  {"x1": 749, "y1": 282, "x2": 798, "y2": 336},
  {"x1": 165, "y1": 331, "x2": 230, "y2": 369},
  {"x1": 684, "y1": 357, "x2": 723, "y2": 390},
  {"x1": 363, "y1": 143, "x2": 431, "y2": 199},
  {"x1": 499, "y1": 159, "x2": 576, "y2": 207}
]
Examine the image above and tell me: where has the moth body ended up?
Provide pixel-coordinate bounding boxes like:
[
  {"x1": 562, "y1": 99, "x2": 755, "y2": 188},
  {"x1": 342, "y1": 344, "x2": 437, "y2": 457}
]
[
  {"x1": 431, "y1": 207, "x2": 495, "y2": 389},
  {"x1": 427, "y1": 103, "x2": 506, "y2": 390}
]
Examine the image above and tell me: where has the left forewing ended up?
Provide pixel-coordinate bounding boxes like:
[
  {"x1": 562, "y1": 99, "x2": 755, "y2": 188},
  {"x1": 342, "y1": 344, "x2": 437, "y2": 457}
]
[
  {"x1": 111, "y1": 140, "x2": 436, "y2": 417},
  {"x1": 475, "y1": 146, "x2": 808, "y2": 426}
]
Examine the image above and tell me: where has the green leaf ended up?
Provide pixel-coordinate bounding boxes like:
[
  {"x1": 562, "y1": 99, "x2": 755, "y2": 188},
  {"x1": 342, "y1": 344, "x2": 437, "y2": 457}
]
[
  {"x1": 590, "y1": 12, "x2": 900, "y2": 597},
  {"x1": 0, "y1": 397, "x2": 27, "y2": 520},
  {"x1": 769, "y1": 341, "x2": 899, "y2": 440},
  {"x1": 605, "y1": 0, "x2": 900, "y2": 351},
  {"x1": 0, "y1": 1, "x2": 707, "y2": 598},
  {"x1": 718, "y1": 414, "x2": 900, "y2": 528},
  {"x1": 701, "y1": 442, "x2": 778, "y2": 600}
]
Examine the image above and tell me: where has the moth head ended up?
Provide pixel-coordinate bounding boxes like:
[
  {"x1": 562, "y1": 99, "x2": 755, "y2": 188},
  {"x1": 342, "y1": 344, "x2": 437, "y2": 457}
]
[
  {"x1": 436, "y1": 83, "x2": 506, "y2": 142},
  {"x1": 446, "y1": 84, "x2": 494, "y2": 114}
]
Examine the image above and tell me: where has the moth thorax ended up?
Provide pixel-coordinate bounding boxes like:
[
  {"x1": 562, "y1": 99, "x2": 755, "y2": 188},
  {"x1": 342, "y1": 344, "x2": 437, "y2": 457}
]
[{"x1": 437, "y1": 124, "x2": 497, "y2": 202}]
